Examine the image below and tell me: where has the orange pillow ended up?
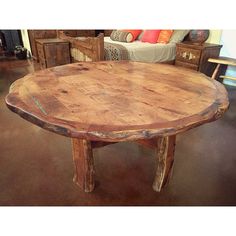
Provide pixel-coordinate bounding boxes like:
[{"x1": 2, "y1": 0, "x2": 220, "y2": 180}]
[
  {"x1": 141, "y1": 30, "x2": 161, "y2": 44},
  {"x1": 122, "y1": 30, "x2": 142, "y2": 42},
  {"x1": 157, "y1": 30, "x2": 173, "y2": 44}
]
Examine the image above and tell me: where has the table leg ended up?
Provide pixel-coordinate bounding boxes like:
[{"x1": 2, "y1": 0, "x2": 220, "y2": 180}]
[
  {"x1": 71, "y1": 138, "x2": 95, "y2": 192},
  {"x1": 152, "y1": 135, "x2": 176, "y2": 192},
  {"x1": 211, "y1": 63, "x2": 221, "y2": 80}
]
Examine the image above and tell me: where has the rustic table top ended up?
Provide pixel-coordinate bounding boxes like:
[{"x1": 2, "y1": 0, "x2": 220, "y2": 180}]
[{"x1": 5, "y1": 61, "x2": 229, "y2": 141}]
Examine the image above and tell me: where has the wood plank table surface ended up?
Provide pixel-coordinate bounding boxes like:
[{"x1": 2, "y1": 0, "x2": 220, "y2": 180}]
[{"x1": 5, "y1": 61, "x2": 229, "y2": 192}]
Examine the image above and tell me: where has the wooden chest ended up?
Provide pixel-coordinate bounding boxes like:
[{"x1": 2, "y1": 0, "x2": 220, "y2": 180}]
[
  {"x1": 175, "y1": 42, "x2": 223, "y2": 77},
  {"x1": 36, "y1": 38, "x2": 70, "y2": 69},
  {"x1": 28, "y1": 30, "x2": 57, "y2": 61}
]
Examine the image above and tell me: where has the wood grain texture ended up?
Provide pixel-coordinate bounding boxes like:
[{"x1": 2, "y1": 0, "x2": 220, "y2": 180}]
[
  {"x1": 153, "y1": 135, "x2": 176, "y2": 192},
  {"x1": 71, "y1": 138, "x2": 95, "y2": 192},
  {"x1": 58, "y1": 31, "x2": 104, "y2": 62},
  {"x1": 5, "y1": 61, "x2": 229, "y2": 142},
  {"x1": 36, "y1": 38, "x2": 71, "y2": 69},
  {"x1": 136, "y1": 138, "x2": 157, "y2": 149},
  {"x1": 91, "y1": 141, "x2": 117, "y2": 149},
  {"x1": 211, "y1": 63, "x2": 221, "y2": 80},
  {"x1": 27, "y1": 30, "x2": 57, "y2": 61}
]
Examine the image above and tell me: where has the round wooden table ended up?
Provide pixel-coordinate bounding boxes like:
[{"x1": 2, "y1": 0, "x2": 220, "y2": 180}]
[{"x1": 5, "y1": 61, "x2": 229, "y2": 192}]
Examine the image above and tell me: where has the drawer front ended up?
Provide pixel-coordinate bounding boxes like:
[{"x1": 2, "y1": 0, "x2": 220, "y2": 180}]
[
  {"x1": 37, "y1": 43, "x2": 45, "y2": 59},
  {"x1": 176, "y1": 47, "x2": 201, "y2": 65},
  {"x1": 44, "y1": 43, "x2": 70, "y2": 66},
  {"x1": 56, "y1": 43, "x2": 70, "y2": 65},
  {"x1": 175, "y1": 60, "x2": 199, "y2": 71}
]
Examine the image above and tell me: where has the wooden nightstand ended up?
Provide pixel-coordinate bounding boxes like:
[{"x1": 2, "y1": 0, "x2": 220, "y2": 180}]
[
  {"x1": 28, "y1": 30, "x2": 57, "y2": 61},
  {"x1": 36, "y1": 38, "x2": 71, "y2": 69},
  {"x1": 175, "y1": 42, "x2": 223, "y2": 77}
]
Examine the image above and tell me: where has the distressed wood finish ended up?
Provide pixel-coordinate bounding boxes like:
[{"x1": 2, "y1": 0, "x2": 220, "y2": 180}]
[
  {"x1": 28, "y1": 30, "x2": 57, "y2": 61},
  {"x1": 58, "y1": 31, "x2": 104, "y2": 62},
  {"x1": 5, "y1": 61, "x2": 229, "y2": 142},
  {"x1": 91, "y1": 141, "x2": 117, "y2": 149},
  {"x1": 72, "y1": 138, "x2": 95, "y2": 192},
  {"x1": 136, "y1": 138, "x2": 157, "y2": 149},
  {"x1": 153, "y1": 136, "x2": 176, "y2": 192},
  {"x1": 35, "y1": 38, "x2": 71, "y2": 69},
  {"x1": 5, "y1": 61, "x2": 229, "y2": 193}
]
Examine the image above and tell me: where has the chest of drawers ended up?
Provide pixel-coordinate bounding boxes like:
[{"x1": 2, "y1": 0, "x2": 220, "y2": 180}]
[{"x1": 175, "y1": 42, "x2": 222, "y2": 77}]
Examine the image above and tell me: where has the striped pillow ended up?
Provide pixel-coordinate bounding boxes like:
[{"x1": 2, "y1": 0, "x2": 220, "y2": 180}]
[{"x1": 110, "y1": 30, "x2": 141, "y2": 43}]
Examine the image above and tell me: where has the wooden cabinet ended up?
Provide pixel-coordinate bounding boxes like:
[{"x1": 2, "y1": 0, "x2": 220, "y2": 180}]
[
  {"x1": 36, "y1": 38, "x2": 70, "y2": 69},
  {"x1": 28, "y1": 30, "x2": 57, "y2": 60},
  {"x1": 28, "y1": 30, "x2": 97, "y2": 61},
  {"x1": 175, "y1": 42, "x2": 223, "y2": 77}
]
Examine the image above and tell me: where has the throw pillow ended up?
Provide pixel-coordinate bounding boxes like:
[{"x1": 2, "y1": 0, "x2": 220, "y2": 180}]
[
  {"x1": 110, "y1": 30, "x2": 142, "y2": 43},
  {"x1": 169, "y1": 30, "x2": 190, "y2": 43},
  {"x1": 141, "y1": 30, "x2": 161, "y2": 44},
  {"x1": 157, "y1": 30, "x2": 174, "y2": 44},
  {"x1": 110, "y1": 30, "x2": 130, "y2": 42},
  {"x1": 137, "y1": 30, "x2": 144, "y2": 40},
  {"x1": 122, "y1": 30, "x2": 142, "y2": 42}
]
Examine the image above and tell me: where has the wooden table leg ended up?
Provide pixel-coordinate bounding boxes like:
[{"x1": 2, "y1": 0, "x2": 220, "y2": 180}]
[
  {"x1": 152, "y1": 135, "x2": 176, "y2": 192},
  {"x1": 71, "y1": 138, "x2": 95, "y2": 192},
  {"x1": 211, "y1": 63, "x2": 221, "y2": 80}
]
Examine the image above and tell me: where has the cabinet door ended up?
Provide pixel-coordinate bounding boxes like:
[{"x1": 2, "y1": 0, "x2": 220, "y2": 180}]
[
  {"x1": 44, "y1": 43, "x2": 70, "y2": 68},
  {"x1": 55, "y1": 43, "x2": 70, "y2": 66},
  {"x1": 44, "y1": 44, "x2": 57, "y2": 68}
]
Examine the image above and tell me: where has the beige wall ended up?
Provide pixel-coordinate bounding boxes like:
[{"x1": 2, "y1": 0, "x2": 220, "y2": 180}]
[
  {"x1": 20, "y1": 30, "x2": 31, "y2": 53},
  {"x1": 206, "y1": 30, "x2": 222, "y2": 44}
]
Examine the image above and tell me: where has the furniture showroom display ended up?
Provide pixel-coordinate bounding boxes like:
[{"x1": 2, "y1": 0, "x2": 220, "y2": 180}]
[
  {"x1": 57, "y1": 30, "x2": 190, "y2": 64},
  {"x1": 5, "y1": 61, "x2": 229, "y2": 192}
]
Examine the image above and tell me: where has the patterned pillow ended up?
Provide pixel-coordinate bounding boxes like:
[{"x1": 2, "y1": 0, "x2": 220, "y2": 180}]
[
  {"x1": 157, "y1": 30, "x2": 174, "y2": 44},
  {"x1": 110, "y1": 30, "x2": 141, "y2": 43}
]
